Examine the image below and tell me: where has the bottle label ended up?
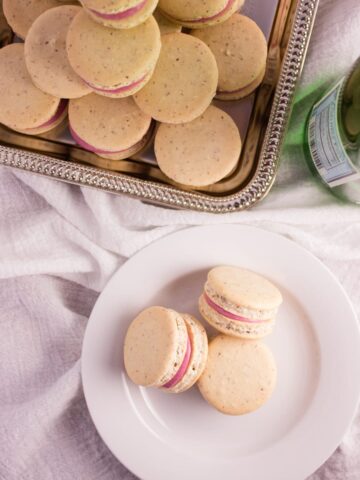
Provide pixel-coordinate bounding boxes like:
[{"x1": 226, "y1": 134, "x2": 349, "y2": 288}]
[{"x1": 308, "y1": 79, "x2": 360, "y2": 187}]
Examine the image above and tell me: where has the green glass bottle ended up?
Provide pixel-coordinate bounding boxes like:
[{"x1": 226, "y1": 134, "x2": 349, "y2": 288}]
[{"x1": 305, "y1": 58, "x2": 360, "y2": 203}]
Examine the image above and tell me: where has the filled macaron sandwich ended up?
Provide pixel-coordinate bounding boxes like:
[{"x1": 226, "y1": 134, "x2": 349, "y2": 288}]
[
  {"x1": 69, "y1": 94, "x2": 153, "y2": 160},
  {"x1": 192, "y1": 14, "x2": 268, "y2": 100},
  {"x1": 124, "y1": 306, "x2": 208, "y2": 393},
  {"x1": 199, "y1": 266, "x2": 283, "y2": 339},
  {"x1": 66, "y1": 10, "x2": 161, "y2": 97},
  {"x1": 80, "y1": 0, "x2": 159, "y2": 29},
  {"x1": 0, "y1": 44, "x2": 68, "y2": 135}
]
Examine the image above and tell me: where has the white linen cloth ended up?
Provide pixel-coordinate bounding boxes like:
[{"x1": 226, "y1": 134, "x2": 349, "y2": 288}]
[{"x1": 1, "y1": 0, "x2": 360, "y2": 478}]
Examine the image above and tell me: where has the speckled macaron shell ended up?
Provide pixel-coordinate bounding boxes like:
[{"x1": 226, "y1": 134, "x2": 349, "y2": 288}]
[
  {"x1": 82, "y1": 0, "x2": 159, "y2": 30},
  {"x1": 192, "y1": 14, "x2": 268, "y2": 97},
  {"x1": 66, "y1": 11, "x2": 161, "y2": 98},
  {"x1": 25, "y1": 6, "x2": 91, "y2": 99},
  {"x1": 124, "y1": 306, "x2": 189, "y2": 388},
  {"x1": 198, "y1": 266, "x2": 283, "y2": 339},
  {"x1": 0, "y1": 44, "x2": 63, "y2": 133},
  {"x1": 69, "y1": 94, "x2": 152, "y2": 160},
  {"x1": 154, "y1": 105, "x2": 241, "y2": 187},
  {"x1": 153, "y1": 9, "x2": 181, "y2": 35},
  {"x1": 164, "y1": 314, "x2": 208, "y2": 394},
  {"x1": 134, "y1": 33, "x2": 218, "y2": 124},
  {"x1": 3, "y1": 0, "x2": 77, "y2": 39},
  {"x1": 158, "y1": 0, "x2": 244, "y2": 28},
  {"x1": 215, "y1": 66, "x2": 266, "y2": 101},
  {"x1": 198, "y1": 335, "x2": 277, "y2": 415}
]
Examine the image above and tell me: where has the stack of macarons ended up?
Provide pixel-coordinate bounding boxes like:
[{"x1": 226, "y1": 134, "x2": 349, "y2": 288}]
[
  {"x1": 197, "y1": 266, "x2": 282, "y2": 414},
  {"x1": 1, "y1": 0, "x2": 269, "y2": 187},
  {"x1": 124, "y1": 265, "x2": 282, "y2": 416}
]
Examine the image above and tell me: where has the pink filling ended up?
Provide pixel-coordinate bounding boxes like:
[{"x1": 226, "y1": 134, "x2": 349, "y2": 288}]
[
  {"x1": 204, "y1": 293, "x2": 268, "y2": 324},
  {"x1": 69, "y1": 125, "x2": 130, "y2": 154},
  {"x1": 83, "y1": 73, "x2": 148, "y2": 95},
  {"x1": 163, "y1": 337, "x2": 192, "y2": 389},
  {"x1": 90, "y1": 0, "x2": 147, "y2": 20},
  {"x1": 26, "y1": 99, "x2": 68, "y2": 132},
  {"x1": 165, "y1": 0, "x2": 236, "y2": 24}
]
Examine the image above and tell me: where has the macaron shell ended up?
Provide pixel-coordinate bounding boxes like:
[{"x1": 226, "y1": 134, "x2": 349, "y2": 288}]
[
  {"x1": 124, "y1": 307, "x2": 188, "y2": 387},
  {"x1": 216, "y1": 66, "x2": 266, "y2": 101},
  {"x1": 198, "y1": 336, "x2": 277, "y2": 415},
  {"x1": 0, "y1": 44, "x2": 61, "y2": 131},
  {"x1": 206, "y1": 266, "x2": 283, "y2": 311},
  {"x1": 154, "y1": 9, "x2": 182, "y2": 35},
  {"x1": 69, "y1": 94, "x2": 152, "y2": 154},
  {"x1": 192, "y1": 14, "x2": 267, "y2": 93},
  {"x1": 25, "y1": 6, "x2": 91, "y2": 99},
  {"x1": 3, "y1": 0, "x2": 77, "y2": 39},
  {"x1": 158, "y1": 0, "x2": 244, "y2": 27},
  {"x1": 164, "y1": 314, "x2": 208, "y2": 394},
  {"x1": 154, "y1": 105, "x2": 241, "y2": 187},
  {"x1": 134, "y1": 33, "x2": 218, "y2": 124},
  {"x1": 85, "y1": 0, "x2": 158, "y2": 29},
  {"x1": 198, "y1": 294, "x2": 275, "y2": 339},
  {"x1": 66, "y1": 11, "x2": 161, "y2": 93}
]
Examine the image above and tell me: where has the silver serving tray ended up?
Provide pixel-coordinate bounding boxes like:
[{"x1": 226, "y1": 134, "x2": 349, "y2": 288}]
[{"x1": 0, "y1": 0, "x2": 319, "y2": 213}]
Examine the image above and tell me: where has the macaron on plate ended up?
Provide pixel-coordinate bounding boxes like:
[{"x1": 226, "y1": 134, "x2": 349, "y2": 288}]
[{"x1": 82, "y1": 225, "x2": 360, "y2": 480}]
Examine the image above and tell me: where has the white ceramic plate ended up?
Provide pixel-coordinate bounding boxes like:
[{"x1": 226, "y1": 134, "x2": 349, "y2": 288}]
[{"x1": 82, "y1": 225, "x2": 360, "y2": 480}]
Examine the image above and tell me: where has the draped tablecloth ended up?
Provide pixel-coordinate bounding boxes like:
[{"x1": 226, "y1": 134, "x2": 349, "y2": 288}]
[{"x1": 1, "y1": 0, "x2": 360, "y2": 478}]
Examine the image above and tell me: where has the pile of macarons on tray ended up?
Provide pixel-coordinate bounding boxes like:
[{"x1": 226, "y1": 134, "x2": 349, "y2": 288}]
[
  {"x1": 0, "y1": 0, "x2": 268, "y2": 189},
  {"x1": 124, "y1": 266, "x2": 283, "y2": 415}
]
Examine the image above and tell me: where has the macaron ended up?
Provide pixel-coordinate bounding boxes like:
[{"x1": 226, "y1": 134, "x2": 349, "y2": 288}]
[
  {"x1": 124, "y1": 307, "x2": 208, "y2": 393},
  {"x1": 192, "y1": 14, "x2": 268, "y2": 100},
  {"x1": 25, "y1": 6, "x2": 91, "y2": 99},
  {"x1": 69, "y1": 94, "x2": 153, "y2": 160},
  {"x1": 80, "y1": 0, "x2": 158, "y2": 29},
  {"x1": 66, "y1": 10, "x2": 161, "y2": 98},
  {"x1": 198, "y1": 335, "x2": 277, "y2": 415},
  {"x1": 154, "y1": 105, "x2": 241, "y2": 187},
  {"x1": 153, "y1": 9, "x2": 181, "y2": 35},
  {"x1": 134, "y1": 33, "x2": 218, "y2": 124},
  {"x1": 158, "y1": 0, "x2": 244, "y2": 28},
  {"x1": 3, "y1": 0, "x2": 77, "y2": 39},
  {"x1": 198, "y1": 266, "x2": 283, "y2": 339},
  {"x1": 0, "y1": 44, "x2": 67, "y2": 135}
]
